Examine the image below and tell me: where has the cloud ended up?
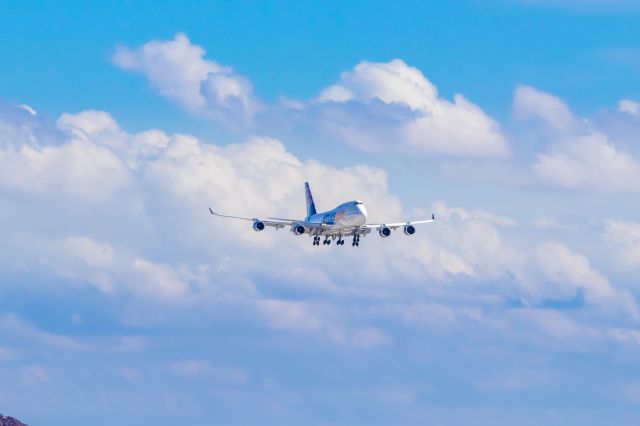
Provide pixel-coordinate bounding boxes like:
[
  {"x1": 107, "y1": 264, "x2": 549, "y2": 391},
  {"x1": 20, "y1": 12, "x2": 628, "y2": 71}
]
[
  {"x1": 257, "y1": 299, "x2": 390, "y2": 349},
  {"x1": 533, "y1": 132, "x2": 640, "y2": 192},
  {"x1": 2, "y1": 99, "x2": 640, "y2": 424},
  {"x1": 0, "y1": 103, "x2": 423, "y2": 344},
  {"x1": 9, "y1": 103, "x2": 625, "y2": 308},
  {"x1": 0, "y1": 107, "x2": 134, "y2": 202},
  {"x1": 398, "y1": 301, "x2": 484, "y2": 332},
  {"x1": 535, "y1": 242, "x2": 638, "y2": 318},
  {"x1": 114, "y1": 35, "x2": 508, "y2": 158},
  {"x1": 604, "y1": 220, "x2": 640, "y2": 269},
  {"x1": 0, "y1": 139, "x2": 132, "y2": 202},
  {"x1": 1, "y1": 103, "x2": 635, "y2": 319},
  {"x1": 308, "y1": 59, "x2": 509, "y2": 157},
  {"x1": 532, "y1": 217, "x2": 575, "y2": 230},
  {"x1": 18, "y1": 104, "x2": 37, "y2": 116},
  {"x1": 432, "y1": 201, "x2": 517, "y2": 227},
  {"x1": 619, "y1": 99, "x2": 640, "y2": 116},
  {"x1": 476, "y1": 368, "x2": 553, "y2": 392},
  {"x1": 0, "y1": 313, "x2": 147, "y2": 353},
  {"x1": 0, "y1": 102, "x2": 555, "y2": 365},
  {"x1": 536, "y1": 242, "x2": 613, "y2": 299},
  {"x1": 169, "y1": 359, "x2": 248, "y2": 384},
  {"x1": 514, "y1": 85, "x2": 578, "y2": 131},
  {"x1": 41, "y1": 236, "x2": 193, "y2": 300},
  {"x1": 514, "y1": 86, "x2": 640, "y2": 192},
  {"x1": 113, "y1": 33, "x2": 258, "y2": 124}
]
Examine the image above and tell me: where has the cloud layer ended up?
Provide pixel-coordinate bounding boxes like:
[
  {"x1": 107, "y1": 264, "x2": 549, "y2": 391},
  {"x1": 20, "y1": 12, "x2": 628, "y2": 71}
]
[{"x1": 114, "y1": 34, "x2": 509, "y2": 158}]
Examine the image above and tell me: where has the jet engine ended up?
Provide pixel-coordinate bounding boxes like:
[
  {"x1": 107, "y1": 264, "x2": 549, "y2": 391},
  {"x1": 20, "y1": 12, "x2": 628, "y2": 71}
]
[
  {"x1": 378, "y1": 226, "x2": 392, "y2": 237},
  {"x1": 403, "y1": 224, "x2": 416, "y2": 235},
  {"x1": 292, "y1": 223, "x2": 306, "y2": 235},
  {"x1": 253, "y1": 220, "x2": 266, "y2": 231}
]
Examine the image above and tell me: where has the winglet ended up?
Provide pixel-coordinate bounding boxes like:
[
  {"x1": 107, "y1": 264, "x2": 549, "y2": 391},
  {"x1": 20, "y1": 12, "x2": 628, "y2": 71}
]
[
  {"x1": 209, "y1": 208, "x2": 214, "y2": 215},
  {"x1": 432, "y1": 213, "x2": 435, "y2": 220}
]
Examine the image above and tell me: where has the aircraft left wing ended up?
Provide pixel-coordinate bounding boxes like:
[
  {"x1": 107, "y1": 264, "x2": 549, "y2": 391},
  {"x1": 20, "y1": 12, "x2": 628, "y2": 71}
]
[{"x1": 364, "y1": 214, "x2": 435, "y2": 232}]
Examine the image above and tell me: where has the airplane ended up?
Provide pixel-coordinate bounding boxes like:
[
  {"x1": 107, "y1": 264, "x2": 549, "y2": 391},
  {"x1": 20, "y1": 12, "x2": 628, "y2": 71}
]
[{"x1": 209, "y1": 182, "x2": 435, "y2": 247}]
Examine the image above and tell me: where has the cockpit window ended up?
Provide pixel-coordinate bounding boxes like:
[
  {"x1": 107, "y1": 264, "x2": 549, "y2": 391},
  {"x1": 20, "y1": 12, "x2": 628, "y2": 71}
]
[{"x1": 354, "y1": 201, "x2": 363, "y2": 205}]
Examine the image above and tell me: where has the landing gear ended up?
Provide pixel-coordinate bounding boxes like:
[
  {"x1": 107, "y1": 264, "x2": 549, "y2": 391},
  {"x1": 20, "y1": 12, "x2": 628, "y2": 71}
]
[
  {"x1": 351, "y1": 234, "x2": 360, "y2": 247},
  {"x1": 313, "y1": 235, "x2": 353, "y2": 246}
]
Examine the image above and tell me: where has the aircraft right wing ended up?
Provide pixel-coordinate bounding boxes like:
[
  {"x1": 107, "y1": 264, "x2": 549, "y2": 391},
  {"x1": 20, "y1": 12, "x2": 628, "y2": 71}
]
[{"x1": 209, "y1": 208, "x2": 296, "y2": 230}]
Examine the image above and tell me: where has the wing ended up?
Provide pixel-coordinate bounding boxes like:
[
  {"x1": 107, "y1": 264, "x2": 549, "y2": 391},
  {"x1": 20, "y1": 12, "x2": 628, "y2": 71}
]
[
  {"x1": 209, "y1": 208, "x2": 298, "y2": 230},
  {"x1": 365, "y1": 214, "x2": 436, "y2": 231}
]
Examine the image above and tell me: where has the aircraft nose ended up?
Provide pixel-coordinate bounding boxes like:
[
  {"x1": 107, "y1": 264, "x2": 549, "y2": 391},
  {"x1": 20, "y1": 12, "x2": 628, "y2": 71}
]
[{"x1": 358, "y1": 204, "x2": 368, "y2": 219}]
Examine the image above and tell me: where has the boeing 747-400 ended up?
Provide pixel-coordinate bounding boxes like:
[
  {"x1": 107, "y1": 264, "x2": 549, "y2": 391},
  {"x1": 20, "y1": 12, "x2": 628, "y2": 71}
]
[{"x1": 209, "y1": 182, "x2": 434, "y2": 247}]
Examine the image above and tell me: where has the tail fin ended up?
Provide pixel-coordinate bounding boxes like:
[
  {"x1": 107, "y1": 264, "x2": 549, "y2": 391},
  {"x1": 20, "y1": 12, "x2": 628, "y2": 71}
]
[{"x1": 305, "y1": 182, "x2": 317, "y2": 219}]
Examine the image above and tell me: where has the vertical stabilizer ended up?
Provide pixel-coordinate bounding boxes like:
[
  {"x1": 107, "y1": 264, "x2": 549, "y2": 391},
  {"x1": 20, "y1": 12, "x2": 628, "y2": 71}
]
[{"x1": 305, "y1": 182, "x2": 317, "y2": 220}]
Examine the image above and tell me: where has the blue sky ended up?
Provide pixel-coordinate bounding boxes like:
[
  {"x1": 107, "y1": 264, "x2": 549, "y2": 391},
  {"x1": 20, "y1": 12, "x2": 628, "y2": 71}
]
[
  {"x1": 1, "y1": 1, "x2": 640, "y2": 425},
  {"x1": 2, "y1": 0, "x2": 640, "y2": 122}
]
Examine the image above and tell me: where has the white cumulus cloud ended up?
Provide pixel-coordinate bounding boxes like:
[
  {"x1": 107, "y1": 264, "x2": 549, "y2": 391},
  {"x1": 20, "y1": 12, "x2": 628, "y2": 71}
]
[
  {"x1": 113, "y1": 33, "x2": 259, "y2": 124},
  {"x1": 312, "y1": 59, "x2": 509, "y2": 157},
  {"x1": 113, "y1": 35, "x2": 508, "y2": 158},
  {"x1": 535, "y1": 242, "x2": 638, "y2": 318},
  {"x1": 533, "y1": 133, "x2": 640, "y2": 191},
  {"x1": 1, "y1": 101, "x2": 637, "y2": 352},
  {"x1": 514, "y1": 85, "x2": 578, "y2": 131},
  {"x1": 514, "y1": 86, "x2": 640, "y2": 192},
  {"x1": 0, "y1": 139, "x2": 132, "y2": 202}
]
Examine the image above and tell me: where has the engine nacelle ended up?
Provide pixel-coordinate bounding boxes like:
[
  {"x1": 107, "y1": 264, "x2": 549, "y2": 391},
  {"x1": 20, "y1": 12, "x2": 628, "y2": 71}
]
[
  {"x1": 253, "y1": 220, "x2": 265, "y2": 231},
  {"x1": 292, "y1": 223, "x2": 306, "y2": 235},
  {"x1": 403, "y1": 224, "x2": 416, "y2": 235},
  {"x1": 378, "y1": 225, "x2": 392, "y2": 238}
]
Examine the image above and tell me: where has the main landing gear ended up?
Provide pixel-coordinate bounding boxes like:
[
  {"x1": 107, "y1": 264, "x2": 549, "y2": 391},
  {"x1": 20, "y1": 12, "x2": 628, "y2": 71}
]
[
  {"x1": 312, "y1": 235, "x2": 357, "y2": 247},
  {"x1": 312, "y1": 236, "x2": 333, "y2": 246}
]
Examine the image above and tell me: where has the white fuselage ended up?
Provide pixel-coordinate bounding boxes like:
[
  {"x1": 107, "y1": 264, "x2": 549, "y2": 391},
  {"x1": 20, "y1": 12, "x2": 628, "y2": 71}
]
[{"x1": 306, "y1": 200, "x2": 367, "y2": 229}]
